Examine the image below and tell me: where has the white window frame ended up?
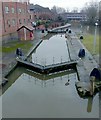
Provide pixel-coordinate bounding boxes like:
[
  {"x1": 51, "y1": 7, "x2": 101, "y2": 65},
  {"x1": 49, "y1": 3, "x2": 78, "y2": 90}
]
[
  {"x1": 5, "y1": 6, "x2": 9, "y2": 13},
  {"x1": 11, "y1": 8, "x2": 15, "y2": 13},
  {"x1": 12, "y1": 19, "x2": 16, "y2": 26}
]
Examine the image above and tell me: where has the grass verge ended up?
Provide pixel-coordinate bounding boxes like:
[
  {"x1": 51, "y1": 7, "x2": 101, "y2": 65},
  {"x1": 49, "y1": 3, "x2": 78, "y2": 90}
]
[
  {"x1": 82, "y1": 34, "x2": 99, "y2": 55},
  {"x1": 2, "y1": 41, "x2": 33, "y2": 54}
]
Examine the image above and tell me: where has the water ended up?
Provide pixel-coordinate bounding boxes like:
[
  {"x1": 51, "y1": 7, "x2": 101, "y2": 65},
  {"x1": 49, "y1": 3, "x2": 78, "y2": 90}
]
[
  {"x1": 28, "y1": 34, "x2": 70, "y2": 66},
  {"x1": 1, "y1": 33, "x2": 99, "y2": 118},
  {"x1": 2, "y1": 67, "x2": 99, "y2": 118}
]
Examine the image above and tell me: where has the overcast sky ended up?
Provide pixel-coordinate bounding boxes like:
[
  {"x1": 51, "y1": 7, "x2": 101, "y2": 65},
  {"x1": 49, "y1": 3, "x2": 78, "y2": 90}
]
[{"x1": 30, "y1": 0, "x2": 100, "y2": 11}]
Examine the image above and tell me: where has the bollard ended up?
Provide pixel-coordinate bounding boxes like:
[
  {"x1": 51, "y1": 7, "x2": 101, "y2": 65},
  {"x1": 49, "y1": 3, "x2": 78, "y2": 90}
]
[
  {"x1": 68, "y1": 30, "x2": 71, "y2": 33},
  {"x1": 78, "y1": 49, "x2": 85, "y2": 58},
  {"x1": 80, "y1": 36, "x2": 83, "y2": 40}
]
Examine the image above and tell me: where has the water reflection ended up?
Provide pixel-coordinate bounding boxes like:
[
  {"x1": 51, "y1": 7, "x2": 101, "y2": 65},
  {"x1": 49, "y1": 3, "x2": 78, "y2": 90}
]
[
  {"x1": 28, "y1": 34, "x2": 70, "y2": 66},
  {"x1": 2, "y1": 67, "x2": 99, "y2": 118},
  {"x1": 2, "y1": 66, "x2": 75, "y2": 94}
]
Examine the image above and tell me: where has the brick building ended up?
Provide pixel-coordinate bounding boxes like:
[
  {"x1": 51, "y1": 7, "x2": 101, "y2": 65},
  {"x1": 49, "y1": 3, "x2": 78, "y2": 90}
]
[
  {"x1": 1, "y1": 2, "x2": 33, "y2": 43},
  {"x1": 17, "y1": 25, "x2": 34, "y2": 40},
  {"x1": 29, "y1": 4, "x2": 56, "y2": 22}
]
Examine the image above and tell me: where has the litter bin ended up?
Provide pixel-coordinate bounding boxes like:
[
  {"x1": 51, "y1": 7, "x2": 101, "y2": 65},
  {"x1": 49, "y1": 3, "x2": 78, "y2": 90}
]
[{"x1": 78, "y1": 49, "x2": 85, "y2": 57}]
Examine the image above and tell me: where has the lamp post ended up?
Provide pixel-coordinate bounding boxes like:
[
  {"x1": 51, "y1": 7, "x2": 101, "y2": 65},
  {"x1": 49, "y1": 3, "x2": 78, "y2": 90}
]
[{"x1": 93, "y1": 22, "x2": 98, "y2": 54}]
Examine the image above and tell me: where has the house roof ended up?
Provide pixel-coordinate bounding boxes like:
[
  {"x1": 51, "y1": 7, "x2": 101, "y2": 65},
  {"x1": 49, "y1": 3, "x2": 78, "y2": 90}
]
[
  {"x1": 17, "y1": 25, "x2": 34, "y2": 31},
  {"x1": 29, "y1": 4, "x2": 52, "y2": 13}
]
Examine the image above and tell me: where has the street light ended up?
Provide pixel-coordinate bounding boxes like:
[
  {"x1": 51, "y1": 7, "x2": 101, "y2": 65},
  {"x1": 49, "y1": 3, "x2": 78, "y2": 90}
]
[{"x1": 93, "y1": 22, "x2": 98, "y2": 54}]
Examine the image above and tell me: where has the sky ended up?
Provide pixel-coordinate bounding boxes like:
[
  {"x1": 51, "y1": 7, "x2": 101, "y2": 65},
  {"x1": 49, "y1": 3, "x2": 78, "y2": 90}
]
[{"x1": 30, "y1": 0, "x2": 100, "y2": 11}]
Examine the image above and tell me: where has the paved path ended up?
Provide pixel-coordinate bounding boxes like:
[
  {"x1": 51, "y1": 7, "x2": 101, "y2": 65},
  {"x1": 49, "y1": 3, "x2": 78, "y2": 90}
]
[
  {"x1": 50, "y1": 23, "x2": 71, "y2": 32},
  {"x1": 66, "y1": 31, "x2": 98, "y2": 82}
]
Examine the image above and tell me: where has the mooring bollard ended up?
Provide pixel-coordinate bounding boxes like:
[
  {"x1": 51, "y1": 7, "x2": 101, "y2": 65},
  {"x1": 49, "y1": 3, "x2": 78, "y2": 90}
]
[
  {"x1": 80, "y1": 36, "x2": 83, "y2": 40},
  {"x1": 78, "y1": 49, "x2": 85, "y2": 58}
]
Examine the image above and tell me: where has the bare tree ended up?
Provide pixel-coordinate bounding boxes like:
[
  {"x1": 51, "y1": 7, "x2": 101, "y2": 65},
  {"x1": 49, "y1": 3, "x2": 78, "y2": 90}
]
[
  {"x1": 51, "y1": 5, "x2": 57, "y2": 14},
  {"x1": 56, "y1": 7, "x2": 66, "y2": 14},
  {"x1": 71, "y1": 7, "x2": 78, "y2": 13},
  {"x1": 83, "y1": 1, "x2": 99, "y2": 25},
  {"x1": 66, "y1": 8, "x2": 70, "y2": 13},
  {"x1": 51, "y1": 6, "x2": 66, "y2": 14}
]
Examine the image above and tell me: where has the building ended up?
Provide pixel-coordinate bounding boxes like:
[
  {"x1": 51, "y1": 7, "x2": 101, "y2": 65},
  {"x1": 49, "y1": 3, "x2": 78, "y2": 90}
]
[
  {"x1": 60, "y1": 12, "x2": 87, "y2": 21},
  {"x1": 29, "y1": 4, "x2": 56, "y2": 22},
  {"x1": 1, "y1": 2, "x2": 33, "y2": 43},
  {"x1": 17, "y1": 25, "x2": 34, "y2": 40}
]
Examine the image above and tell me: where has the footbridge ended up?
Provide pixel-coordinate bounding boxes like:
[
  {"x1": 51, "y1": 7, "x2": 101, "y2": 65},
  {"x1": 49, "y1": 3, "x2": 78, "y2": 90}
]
[{"x1": 48, "y1": 23, "x2": 71, "y2": 33}]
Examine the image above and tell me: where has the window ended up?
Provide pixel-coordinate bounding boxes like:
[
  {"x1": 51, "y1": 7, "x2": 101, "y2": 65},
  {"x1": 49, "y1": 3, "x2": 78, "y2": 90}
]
[
  {"x1": 11, "y1": 8, "x2": 15, "y2": 13},
  {"x1": 12, "y1": 19, "x2": 16, "y2": 26},
  {"x1": 24, "y1": 19, "x2": 26, "y2": 24},
  {"x1": 22, "y1": 9, "x2": 25, "y2": 13},
  {"x1": 18, "y1": 8, "x2": 21, "y2": 13},
  {"x1": 19, "y1": 19, "x2": 22, "y2": 24},
  {"x1": 5, "y1": 6, "x2": 9, "y2": 13},
  {"x1": 30, "y1": 15, "x2": 31, "y2": 19},
  {"x1": 7, "y1": 20, "x2": 10, "y2": 27},
  {"x1": 28, "y1": 19, "x2": 30, "y2": 23},
  {"x1": 28, "y1": 10, "x2": 30, "y2": 13}
]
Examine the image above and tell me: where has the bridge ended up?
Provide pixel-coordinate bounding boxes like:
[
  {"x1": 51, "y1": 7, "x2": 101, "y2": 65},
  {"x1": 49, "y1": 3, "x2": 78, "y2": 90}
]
[{"x1": 48, "y1": 23, "x2": 71, "y2": 33}]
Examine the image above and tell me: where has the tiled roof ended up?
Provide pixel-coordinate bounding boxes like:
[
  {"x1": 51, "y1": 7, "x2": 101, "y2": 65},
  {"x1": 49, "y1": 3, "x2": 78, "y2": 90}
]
[{"x1": 29, "y1": 4, "x2": 52, "y2": 13}]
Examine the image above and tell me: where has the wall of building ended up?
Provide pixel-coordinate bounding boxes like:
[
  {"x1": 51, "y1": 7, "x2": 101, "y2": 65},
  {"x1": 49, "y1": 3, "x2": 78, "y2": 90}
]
[
  {"x1": 2, "y1": 2, "x2": 30, "y2": 43},
  {"x1": 60, "y1": 13, "x2": 87, "y2": 21}
]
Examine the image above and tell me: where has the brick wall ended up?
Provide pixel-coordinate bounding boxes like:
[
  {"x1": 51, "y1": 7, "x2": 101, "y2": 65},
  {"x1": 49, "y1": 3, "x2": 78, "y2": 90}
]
[
  {"x1": 2, "y1": 2, "x2": 30, "y2": 43},
  {"x1": 2, "y1": 2, "x2": 30, "y2": 34}
]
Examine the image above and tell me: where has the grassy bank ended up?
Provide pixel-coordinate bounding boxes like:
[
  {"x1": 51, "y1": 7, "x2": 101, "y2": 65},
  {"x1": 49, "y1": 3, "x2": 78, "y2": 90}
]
[
  {"x1": 2, "y1": 41, "x2": 33, "y2": 54},
  {"x1": 82, "y1": 34, "x2": 99, "y2": 55}
]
